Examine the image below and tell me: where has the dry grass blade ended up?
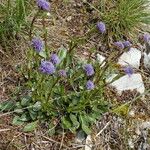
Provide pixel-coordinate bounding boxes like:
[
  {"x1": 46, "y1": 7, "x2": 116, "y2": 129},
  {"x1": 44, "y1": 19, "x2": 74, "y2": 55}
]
[
  {"x1": 96, "y1": 121, "x2": 111, "y2": 137},
  {"x1": 0, "y1": 128, "x2": 11, "y2": 132},
  {"x1": 41, "y1": 134, "x2": 71, "y2": 150}
]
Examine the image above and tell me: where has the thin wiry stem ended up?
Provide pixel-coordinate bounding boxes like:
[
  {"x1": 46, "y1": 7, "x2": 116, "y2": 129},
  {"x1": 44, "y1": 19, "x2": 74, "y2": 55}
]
[{"x1": 29, "y1": 10, "x2": 41, "y2": 40}]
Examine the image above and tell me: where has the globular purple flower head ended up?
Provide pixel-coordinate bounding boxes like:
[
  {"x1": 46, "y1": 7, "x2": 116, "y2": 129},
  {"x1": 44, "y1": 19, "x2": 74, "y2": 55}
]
[
  {"x1": 124, "y1": 66, "x2": 133, "y2": 77},
  {"x1": 86, "y1": 80, "x2": 95, "y2": 90},
  {"x1": 58, "y1": 69, "x2": 67, "y2": 77},
  {"x1": 84, "y1": 64, "x2": 94, "y2": 76},
  {"x1": 36, "y1": 0, "x2": 50, "y2": 11},
  {"x1": 31, "y1": 38, "x2": 43, "y2": 53},
  {"x1": 50, "y1": 54, "x2": 60, "y2": 65},
  {"x1": 39, "y1": 60, "x2": 55, "y2": 75},
  {"x1": 114, "y1": 41, "x2": 124, "y2": 49},
  {"x1": 97, "y1": 22, "x2": 106, "y2": 34},
  {"x1": 143, "y1": 33, "x2": 150, "y2": 43},
  {"x1": 123, "y1": 41, "x2": 132, "y2": 48}
]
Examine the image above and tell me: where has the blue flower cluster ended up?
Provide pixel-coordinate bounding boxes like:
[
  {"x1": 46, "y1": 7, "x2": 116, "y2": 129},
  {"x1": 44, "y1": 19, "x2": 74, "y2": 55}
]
[
  {"x1": 83, "y1": 64, "x2": 95, "y2": 90},
  {"x1": 114, "y1": 41, "x2": 132, "y2": 50},
  {"x1": 124, "y1": 66, "x2": 133, "y2": 77},
  {"x1": 32, "y1": 38, "x2": 43, "y2": 53},
  {"x1": 50, "y1": 54, "x2": 60, "y2": 65},
  {"x1": 86, "y1": 80, "x2": 95, "y2": 90},
  {"x1": 114, "y1": 41, "x2": 125, "y2": 49},
  {"x1": 36, "y1": 0, "x2": 50, "y2": 11},
  {"x1": 139, "y1": 33, "x2": 150, "y2": 43},
  {"x1": 39, "y1": 61, "x2": 55, "y2": 75},
  {"x1": 39, "y1": 53, "x2": 62, "y2": 75},
  {"x1": 123, "y1": 41, "x2": 132, "y2": 48},
  {"x1": 97, "y1": 22, "x2": 106, "y2": 34},
  {"x1": 143, "y1": 33, "x2": 150, "y2": 43},
  {"x1": 84, "y1": 64, "x2": 94, "y2": 77}
]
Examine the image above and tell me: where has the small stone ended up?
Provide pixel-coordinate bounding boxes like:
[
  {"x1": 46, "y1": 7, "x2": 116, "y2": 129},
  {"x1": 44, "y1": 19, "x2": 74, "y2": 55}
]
[
  {"x1": 85, "y1": 135, "x2": 92, "y2": 150},
  {"x1": 75, "y1": 130, "x2": 86, "y2": 143},
  {"x1": 66, "y1": 16, "x2": 72, "y2": 21},
  {"x1": 47, "y1": 12, "x2": 51, "y2": 16},
  {"x1": 135, "y1": 126, "x2": 141, "y2": 135},
  {"x1": 128, "y1": 139, "x2": 134, "y2": 149},
  {"x1": 129, "y1": 110, "x2": 135, "y2": 117}
]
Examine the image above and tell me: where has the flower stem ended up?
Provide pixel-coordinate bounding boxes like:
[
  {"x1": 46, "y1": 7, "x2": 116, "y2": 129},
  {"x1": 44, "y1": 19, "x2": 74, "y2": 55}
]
[{"x1": 29, "y1": 10, "x2": 41, "y2": 41}]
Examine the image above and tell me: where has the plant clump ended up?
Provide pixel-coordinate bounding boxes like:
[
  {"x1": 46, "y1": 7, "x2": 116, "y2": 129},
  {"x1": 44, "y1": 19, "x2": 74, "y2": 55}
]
[{"x1": 93, "y1": 0, "x2": 150, "y2": 39}]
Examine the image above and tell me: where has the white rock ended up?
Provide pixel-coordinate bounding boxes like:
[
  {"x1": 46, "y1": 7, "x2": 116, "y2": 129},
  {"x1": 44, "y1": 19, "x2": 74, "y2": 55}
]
[
  {"x1": 118, "y1": 48, "x2": 141, "y2": 69},
  {"x1": 96, "y1": 54, "x2": 106, "y2": 66},
  {"x1": 110, "y1": 73, "x2": 145, "y2": 94},
  {"x1": 85, "y1": 135, "x2": 92, "y2": 150}
]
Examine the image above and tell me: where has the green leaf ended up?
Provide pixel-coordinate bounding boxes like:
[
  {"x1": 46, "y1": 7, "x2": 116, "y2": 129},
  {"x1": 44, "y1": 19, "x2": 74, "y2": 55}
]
[
  {"x1": 37, "y1": 112, "x2": 45, "y2": 120},
  {"x1": 12, "y1": 116, "x2": 24, "y2": 126},
  {"x1": 92, "y1": 107, "x2": 104, "y2": 119},
  {"x1": 80, "y1": 115, "x2": 91, "y2": 135},
  {"x1": 87, "y1": 115, "x2": 96, "y2": 123},
  {"x1": 39, "y1": 51, "x2": 47, "y2": 58},
  {"x1": 29, "y1": 110, "x2": 38, "y2": 120},
  {"x1": 14, "y1": 108, "x2": 24, "y2": 114},
  {"x1": 33, "y1": 101, "x2": 42, "y2": 111},
  {"x1": 20, "y1": 113, "x2": 31, "y2": 122},
  {"x1": 70, "y1": 114, "x2": 80, "y2": 129},
  {"x1": 69, "y1": 98, "x2": 79, "y2": 107},
  {"x1": 0, "y1": 101, "x2": 15, "y2": 111},
  {"x1": 82, "y1": 123, "x2": 91, "y2": 135},
  {"x1": 15, "y1": 102, "x2": 22, "y2": 109},
  {"x1": 23, "y1": 121, "x2": 38, "y2": 132},
  {"x1": 90, "y1": 112, "x2": 100, "y2": 120},
  {"x1": 58, "y1": 47, "x2": 67, "y2": 61},
  {"x1": 21, "y1": 97, "x2": 31, "y2": 106},
  {"x1": 61, "y1": 116, "x2": 72, "y2": 129}
]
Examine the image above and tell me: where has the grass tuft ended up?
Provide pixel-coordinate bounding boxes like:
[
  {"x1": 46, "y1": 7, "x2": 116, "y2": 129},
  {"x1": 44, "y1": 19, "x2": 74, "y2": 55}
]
[
  {"x1": 98, "y1": 0, "x2": 150, "y2": 39},
  {"x1": 0, "y1": 0, "x2": 32, "y2": 52}
]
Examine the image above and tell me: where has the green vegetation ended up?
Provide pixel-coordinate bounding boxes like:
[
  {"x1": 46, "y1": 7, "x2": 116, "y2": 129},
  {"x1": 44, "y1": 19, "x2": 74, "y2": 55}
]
[
  {"x1": 97, "y1": 0, "x2": 150, "y2": 39},
  {"x1": 0, "y1": 0, "x2": 32, "y2": 52}
]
